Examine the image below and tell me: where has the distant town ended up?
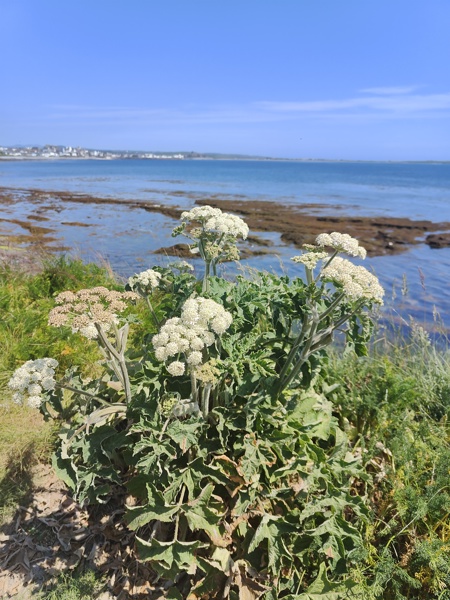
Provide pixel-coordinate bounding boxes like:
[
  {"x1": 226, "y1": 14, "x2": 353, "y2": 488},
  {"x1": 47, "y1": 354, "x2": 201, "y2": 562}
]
[
  {"x1": 1, "y1": 145, "x2": 446, "y2": 164},
  {"x1": 0, "y1": 144, "x2": 188, "y2": 160}
]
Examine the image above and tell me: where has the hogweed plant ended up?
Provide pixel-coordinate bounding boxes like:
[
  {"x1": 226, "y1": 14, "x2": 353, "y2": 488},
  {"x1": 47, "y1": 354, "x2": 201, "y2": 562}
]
[{"x1": 8, "y1": 207, "x2": 385, "y2": 600}]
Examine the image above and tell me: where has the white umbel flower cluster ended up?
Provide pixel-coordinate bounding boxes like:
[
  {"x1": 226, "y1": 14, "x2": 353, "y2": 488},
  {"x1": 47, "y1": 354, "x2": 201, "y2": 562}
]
[
  {"x1": 8, "y1": 358, "x2": 58, "y2": 408},
  {"x1": 315, "y1": 232, "x2": 367, "y2": 259},
  {"x1": 321, "y1": 257, "x2": 384, "y2": 304},
  {"x1": 128, "y1": 269, "x2": 161, "y2": 292},
  {"x1": 152, "y1": 297, "x2": 232, "y2": 376},
  {"x1": 179, "y1": 205, "x2": 249, "y2": 240}
]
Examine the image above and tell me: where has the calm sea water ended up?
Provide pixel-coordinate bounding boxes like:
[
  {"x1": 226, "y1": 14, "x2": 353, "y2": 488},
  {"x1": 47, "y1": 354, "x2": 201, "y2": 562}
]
[{"x1": 1, "y1": 159, "x2": 450, "y2": 327}]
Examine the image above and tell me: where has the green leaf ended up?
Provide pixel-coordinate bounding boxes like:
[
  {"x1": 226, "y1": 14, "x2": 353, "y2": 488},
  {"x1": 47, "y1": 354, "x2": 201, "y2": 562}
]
[
  {"x1": 248, "y1": 514, "x2": 297, "y2": 573},
  {"x1": 238, "y1": 434, "x2": 277, "y2": 483},
  {"x1": 166, "y1": 418, "x2": 203, "y2": 453},
  {"x1": 287, "y1": 391, "x2": 334, "y2": 440},
  {"x1": 52, "y1": 453, "x2": 77, "y2": 490},
  {"x1": 283, "y1": 563, "x2": 357, "y2": 599},
  {"x1": 125, "y1": 484, "x2": 179, "y2": 530},
  {"x1": 164, "y1": 457, "x2": 231, "y2": 502},
  {"x1": 135, "y1": 537, "x2": 208, "y2": 579},
  {"x1": 181, "y1": 483, "x2": 223, "y2": 541}
]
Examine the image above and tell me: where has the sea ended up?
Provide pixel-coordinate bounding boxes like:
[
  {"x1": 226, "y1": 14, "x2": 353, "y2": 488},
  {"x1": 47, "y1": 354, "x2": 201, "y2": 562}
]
[{"x1": 1, "y1": 158, "x2": 450, "y2": 330}]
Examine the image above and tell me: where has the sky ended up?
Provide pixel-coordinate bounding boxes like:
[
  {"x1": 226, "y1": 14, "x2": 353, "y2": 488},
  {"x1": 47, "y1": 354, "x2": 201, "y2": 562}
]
[{"x1": 1, "y1": 0, "x2": 450, "y2": 160}]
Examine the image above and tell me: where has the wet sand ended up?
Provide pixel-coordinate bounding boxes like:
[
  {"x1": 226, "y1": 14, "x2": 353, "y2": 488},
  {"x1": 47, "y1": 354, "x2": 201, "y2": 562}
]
[{"x1": 1, "y1": 186, "x2": 450, "y2": 266}]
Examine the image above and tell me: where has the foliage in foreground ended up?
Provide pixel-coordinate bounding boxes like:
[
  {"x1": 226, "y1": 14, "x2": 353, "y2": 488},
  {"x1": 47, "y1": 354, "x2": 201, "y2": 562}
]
[
  {"x1": 327, "y1": 339, "x2": 450, "y2": 600},
  {"x1": 3, "y1": 210, "x2": 449, "y2": 599}
]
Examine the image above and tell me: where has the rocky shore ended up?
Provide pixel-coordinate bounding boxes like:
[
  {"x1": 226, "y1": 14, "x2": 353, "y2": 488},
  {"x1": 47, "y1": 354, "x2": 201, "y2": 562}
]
[{"x1": 1, "y1": 186, "x2": 450, "y2": 269}]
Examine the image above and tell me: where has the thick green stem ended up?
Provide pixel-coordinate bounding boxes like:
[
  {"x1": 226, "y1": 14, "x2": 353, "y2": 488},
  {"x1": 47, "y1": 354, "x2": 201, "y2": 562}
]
[
  {"x1": 173, "y1": 485, "x2": 187, "y2": 541},
  {"x1": 279, "y1": 320, "x2": 319, "y2": 393},
  {"x1": 190, "y1": 370, "x2": 198, "y2": 406},
  {"x1": 318, "y1": 293, "x2": 346, "y2": 322},
  {"x1": 277, "y1": 311, "x2": 311, "y2": 387},
  {"x1": 55, "y1": 383, "x2": 109, "y2": 405},
  {"x1": 145, "y1": 296, "x2": 160, "y2": 329},
  {"x1": 95, "y1": 324, "x2": 132, "y2": 404},
  {"x1": 202, "y1": 260, "x2": 211, "y2": 293},
  {"x1": 201, "y1": 383, "x2": 212, "y2": 418}
]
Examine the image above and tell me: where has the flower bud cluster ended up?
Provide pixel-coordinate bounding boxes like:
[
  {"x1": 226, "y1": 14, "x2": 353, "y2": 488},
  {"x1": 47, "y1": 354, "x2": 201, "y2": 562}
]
[
  {"x1": 48, "y1": 286, "x2": 138, "y2": 339},
  {"x1": 291, "y1": 251, "x2": 329, "y2": 270},
  {"x1": 128, "y1": 269, "x2": 161, "y2": 293},
  {"x1": 169, "y1": 260, "x2": 194, "y2": 272},
  {"x1": 321, "y1": 257, "x2": 384, "y2": 304},
  {"x1": 315, "y1": 232, "x2": 367, "y2": 259},
  {"x1": 152, "y1": 297, "x2": 232, "y2": 376},
  {"x1": 8, "y1": 358, "x2": 58, "y2": 409}
]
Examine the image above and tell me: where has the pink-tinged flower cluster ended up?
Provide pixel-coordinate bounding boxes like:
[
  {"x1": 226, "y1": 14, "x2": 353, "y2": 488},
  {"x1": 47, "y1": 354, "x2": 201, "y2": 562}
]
[{"x1": 48, "y1": 286, "x2": 138, "y2": 339}]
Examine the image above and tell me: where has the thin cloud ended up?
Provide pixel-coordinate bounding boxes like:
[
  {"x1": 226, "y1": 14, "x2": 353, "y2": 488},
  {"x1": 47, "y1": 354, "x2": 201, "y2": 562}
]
[
  {"x1": 360, "y1": 86, "x2": 420, "y2": 95},
  {"x1": 257, "y1": 92, "x2": 450, "y2": 114},
  {"x1": 46, "y1": 89, "x2": 450, "y2": 128}
]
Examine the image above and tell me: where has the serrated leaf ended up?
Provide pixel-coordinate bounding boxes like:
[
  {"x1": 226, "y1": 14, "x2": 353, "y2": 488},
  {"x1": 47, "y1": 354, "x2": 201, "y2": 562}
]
[
  {"x1": 125, "y1": 484, "x2": 179, "y2": 530},
  {"x1": 166, "y1": 419, "x2": 203, "y2": 453},
  {"x1": 181, "y1": 484, "x2": 224, "y2": 541},
  {"x1": 238, "y1": 435, "x2": 277, "y2": 483},
  {"x1": 284, "y1": 563, "x2": 357, "y2": 599},
  {"x1": 52, "y1": 453, "x2": 77, "y2": 490},
  {"x1": 135, "y1": 537, "x2": 208, "y2": 579},
  {"x1": 248, "y1": 514, "x2": 297, "y2": 573}
]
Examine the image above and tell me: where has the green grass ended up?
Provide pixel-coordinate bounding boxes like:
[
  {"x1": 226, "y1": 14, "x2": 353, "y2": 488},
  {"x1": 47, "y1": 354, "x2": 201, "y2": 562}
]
[
  {"x1": 0, "y1": 256, "x2": 122, "y2": 525},
  {"x1": 325, "y1": 334, "x2": 450, "y2": 599},
  {"x1": 0, "y1": 404, "x2": 54, "y2": 525},
  {"x1": 0, "y1": 256, "x2": 119, "y2": 387},
  {"x1": 36, "y1": 569, "x2": 105, "y2": 600}
]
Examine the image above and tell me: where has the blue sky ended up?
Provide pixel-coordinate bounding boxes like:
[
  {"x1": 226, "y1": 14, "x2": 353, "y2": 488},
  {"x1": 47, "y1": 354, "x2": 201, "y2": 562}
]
[{"x1": 1, "y1": 0, "x2": 450, "y2": 160}]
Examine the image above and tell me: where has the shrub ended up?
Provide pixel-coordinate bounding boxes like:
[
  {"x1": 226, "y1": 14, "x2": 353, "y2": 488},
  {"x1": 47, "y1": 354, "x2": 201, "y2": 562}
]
[{"x1": 8, "y1": 209, "x2": 385, "y2": 598}]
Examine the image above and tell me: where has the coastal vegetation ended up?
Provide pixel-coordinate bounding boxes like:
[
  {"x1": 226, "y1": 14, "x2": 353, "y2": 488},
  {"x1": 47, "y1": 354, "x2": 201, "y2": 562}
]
[{"x1": 1, "y1": 210, "x2": 449, "y2": 599}]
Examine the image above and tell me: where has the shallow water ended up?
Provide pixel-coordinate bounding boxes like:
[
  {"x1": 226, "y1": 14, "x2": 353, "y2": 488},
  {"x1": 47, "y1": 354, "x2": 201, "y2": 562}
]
[{"x1": 1, "y1": 159, "x2": 450, "y2": 327}]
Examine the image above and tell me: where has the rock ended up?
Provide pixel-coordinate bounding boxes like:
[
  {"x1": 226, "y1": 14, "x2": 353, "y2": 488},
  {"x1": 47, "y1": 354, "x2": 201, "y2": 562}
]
[{"x1": 426, "y1": 233, "x2": 450, "y2": 248}]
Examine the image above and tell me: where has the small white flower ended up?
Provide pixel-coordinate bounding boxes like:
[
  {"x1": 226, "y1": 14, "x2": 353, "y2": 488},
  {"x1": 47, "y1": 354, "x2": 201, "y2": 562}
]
[
  {"x1": 27, "y1": 383, "x2": 42, "y2": 396},
  {"x1": 155, "y1": 346, "x2": 169, "y2": 362},
  {"x1": 166, "y1": 341, "x2": 181, "y2": 356},
  {"x1": 78, "y1": 323, "x2": 98, "y2": 340},
  {"x1": 8, "y1": 358, "x2": 58, "y2": 409},
  {"x1": 177, "y1": 205, "x2": 249, "y2": 240},
  {"x1": 12, "y1": 392, "x2": 23, "y2": 405},
  {"x1": 189, "y1": 336, "x2": 205, "y2": 351},
  {"x1": 27, "y1": 396, "x2": 43, "y2": 409},
  {"x1": 167, "y1": 361, "x2": 186, "y2": 377},
  {"x1": 128, "y1": 268, "x2": 161, "y2": 291},
  {"x1": 210, "y1": 315, "x2": 232, "y2": 334},
  {"x1": 41, "y1": 377, "x2": 56, "y2": 391},
  {"x1": 186, "y1": 351, "x2": 203, "y2": 366}
]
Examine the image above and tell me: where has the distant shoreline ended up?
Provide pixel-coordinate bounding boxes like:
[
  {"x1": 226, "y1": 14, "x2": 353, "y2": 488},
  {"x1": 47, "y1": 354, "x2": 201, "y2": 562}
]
[{"x1": 1, "y1": 156, "x2": 449, "y2": 165}]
